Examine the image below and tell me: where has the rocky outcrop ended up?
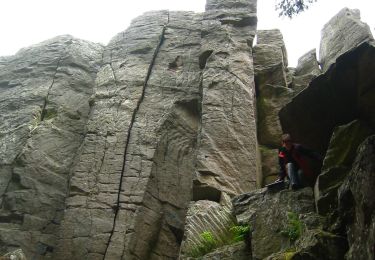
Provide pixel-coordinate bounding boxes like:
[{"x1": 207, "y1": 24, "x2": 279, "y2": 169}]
[
  {"x1": 319, "y1": 8, "x2": 374, "y2": 72},
  {"x1": 232, "y1": 187, "x2": 346, "y2": 259},
  {"x1": 314, "y1": 120, "x2": 374, "y2": 215},
  {"x1": 196, "y1": 0, "x2": 258, "y2": 196},
  {"x1": 54, "y1": 10, "x2": 202, "y2": 260},
  {"x1": 291, "y1": 49, "x2": 321, "y2": 93},
  {"x1": 280, "y1": 41, "x2": 375, "y2": 155},
  {"x1": 253, "y1": 29, "x2": 290, "y2": 185},
  {"x1": 0, "y1": 0, "x2": 260, "y2": 259},
  {"x1": 0, "y1": 35, "x2": 103, "y2": 258},
  {"x1": 338, "y1": 135, "x2": 375, "y2": 260}
]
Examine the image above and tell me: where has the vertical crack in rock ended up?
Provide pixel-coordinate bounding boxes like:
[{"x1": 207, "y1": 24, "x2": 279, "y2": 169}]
[
  {"x1": 40, "y1": 57, "x2": 62, "y2": 121},
  {"x1": 103, "y1": 15, "x2": 169, "y2": 259}
]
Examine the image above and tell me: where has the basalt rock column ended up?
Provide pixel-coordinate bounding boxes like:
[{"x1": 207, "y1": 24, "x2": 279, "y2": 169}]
[
  {"x1": 54, "y1": 11, "x2": 202, "y2": 260},
  {"x1": 196, "y1": 0, "x2": 259, "y2": 197},
  {"x1": 0, "y1": 36, "x2": 103, "y2": 258},
  {"x1": 319, "y1": 8, "x2": 374, "y2": 72}
]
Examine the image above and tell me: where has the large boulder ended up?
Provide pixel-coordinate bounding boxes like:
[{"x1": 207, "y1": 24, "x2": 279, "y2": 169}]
[
  {"x1": 280, "y1": 41, "x2": 375, "y2": 156},
  {"x1": 291, "y1": 49, "x2": 321, "y2": 93},
  {"x1": 253, "y1": 29, "x2": 288, "y2": 89},
  {"x1": 319, "y1": 8, "x2": 374, "y2": 72},
  {"x1": 338, "y1": 135, "x2": 375, "y2": 260},
  {"x1": 314, "y1": 120, "x2": 374, "y2": 215},
  {"x1": 232, "y1": 187, "x2": 325, "y2": 259}
]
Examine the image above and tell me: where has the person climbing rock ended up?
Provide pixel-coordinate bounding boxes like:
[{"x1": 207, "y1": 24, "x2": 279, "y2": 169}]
[{"x1": 277, "y1": 133, "x2": 322, "y2": 189}]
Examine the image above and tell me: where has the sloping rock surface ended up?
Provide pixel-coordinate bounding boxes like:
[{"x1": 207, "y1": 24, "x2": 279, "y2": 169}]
[
  {"x1": 338, "y1": 135, "x2": 375, "y2": 260},
  {"x1": 319, "y1": 8, "x2": 374, "y2": 72},
  {"x1": 280, "y1": 41, "x2": 375, "y2": 155}
]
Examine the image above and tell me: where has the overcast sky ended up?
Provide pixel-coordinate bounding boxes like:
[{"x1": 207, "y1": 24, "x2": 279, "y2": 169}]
[{"x1": 1, "y1": 0, "x2": 374, "y2": 67}]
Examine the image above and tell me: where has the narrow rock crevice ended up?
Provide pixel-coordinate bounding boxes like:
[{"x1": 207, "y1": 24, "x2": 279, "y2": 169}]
[
  {"x1": 40, "y1": 57, "x2": 62, "y2": 121},
  {"x1": 103, "y1": 13, "x2": 170, "y2": 259}
]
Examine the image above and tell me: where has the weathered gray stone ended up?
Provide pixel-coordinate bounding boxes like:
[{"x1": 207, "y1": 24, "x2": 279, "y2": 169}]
[
  {"x1": 254, "y1": 29, "x2": 288, "y2": 89},
  {"x1": 179, "y1": 200, "x2": 236, "y2": 259},
  {"x1": 259, "y1": 146, "x2": 279, "y2": 186},
  {"x1": 232, "y1": 187, "x2": 323, "y2": 259},
  {"x1": 195, "y1": 242, "x2": 250, "y2": 260},
  {"x1": 292, "y1": 49, "x2": 321, "y2": 93},
  {"x1": 54, "y1": 10, "x2": 202, "y2": 260},
  {"x1": 319, "y1": 8, "x2": 374, "y2": 72},
  {"x1": 0, "y1": 35, "x2": 103, "y2": 257},
  {"x1": 280, "y1": 41, "x2": 375, "y2": 156},
  {"x1": 338, "y1": 135, "x2": 375, "y2": 260},
  {"x1": 257, "y1": 84, "x2": 294, "y2": 148},
  {"x1": 314, "y1": 120, "x2": 374, "y2": 215},
  {"x1": 196, "y1": 0, "x2": 259, "y2": 196}
]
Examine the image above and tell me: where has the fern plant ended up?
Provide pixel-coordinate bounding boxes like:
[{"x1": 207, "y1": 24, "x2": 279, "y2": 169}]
[
  {"x1": 229, "y1": 224, "x2": 251, "y2": 242},
  {"x1": 280, "y1": 211, "x2": 304, "y2": 242}
]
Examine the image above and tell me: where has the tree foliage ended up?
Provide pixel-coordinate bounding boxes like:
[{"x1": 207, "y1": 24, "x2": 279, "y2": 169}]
[{"x1": 276, "y1": 0, "x2": 317, "y2": 18}]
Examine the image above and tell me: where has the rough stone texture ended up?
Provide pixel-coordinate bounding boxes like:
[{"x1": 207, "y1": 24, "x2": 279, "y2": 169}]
[
  {"x1": 257, "y1": 84, "x2": 294, "y2": 148},
  {"x1": 280, "y1": 41, "x2": 375, "y2": 156},
  {"x1": 314, "y1": 120, "x2": 374, "y2": 215},
  {"x1": 1, "y1": 249, "x2": 27, "y2": 260},
  {"x1": 253, "y1": 29, "x2": 295, "y2": 185},
  {"x1": 265, "y1": 230, "x2": 347, "y2": 260},
  {"x1": 195, "y1": 0, "x2": 258, "y2": 196},
  {"x1": 254, "y1": 29, "x2": 288, "y2": 89},
  {"x1": 232, "y1": 187, "x2": 323, "y2": 259},
  {"x1": 338, "y1": 135, "x2": 375, "y2": 260},
  {"x1": 0, "y1": 1, "x2": 262, "y2": 258},
  {"x1": 191, "y1": 242, "x2": 251, "y2": 260},
  {"x1": 53, "y1": 11, "x2": 202, "y2": 260},
  {"x1": 259, "y1": 146, "x2": 279, "y2": 186},
  {"x1": 179, "y1": 200, "x2": 235, "y2": 258},
  {"x1": 319, "y1": 8, "x2": 374, "y2": 72},
  {"x1": 0, "y1": 35, "x2": 103, "y2": 257},
  {"x1": 292, "y1": 49, "x2": 321, "y2": 93},
  {"x1": 256, "y1": 29, "x2": 288, "y2": 67}
]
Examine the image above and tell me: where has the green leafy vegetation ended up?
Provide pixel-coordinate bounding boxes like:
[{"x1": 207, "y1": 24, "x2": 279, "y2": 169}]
[
  {"x1": 276, "y1": 0, "x2": 317, "y2": 18},
  {"x1": 187, "y1": 224, "x2": 251, "y2": 258},
  {"x1": 280, "y1": 212, "x2": 304, "y2": 242},
  {"x1": 229, "y1": 224, "x2": 251, "y2": 242}
]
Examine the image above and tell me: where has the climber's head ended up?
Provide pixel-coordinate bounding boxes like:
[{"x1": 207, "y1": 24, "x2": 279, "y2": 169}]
[{"x1": 282, "y1": 133, "x2": 293, "y2": 150}]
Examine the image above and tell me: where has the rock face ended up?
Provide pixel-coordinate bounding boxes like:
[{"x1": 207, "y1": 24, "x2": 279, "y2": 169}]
[
  {"x1": 196, "y1": 0, "x2": 258, "y2": 196},
  {"x1": 1, "y1": 2, "x2": 375, "y2": 260},
  {"x1": 0, "y1": 35, "x2": 103, "y2": 258},
  {"x1": 280, "y1": 41, "x2": 375, "y2": 155},
  {"x1": 0, "y1": 0, "x2": 259, "y2": 259},
  {"x1": 232, "y1": 187, "x2": 346, "y2": 260},
  {"x1": 338, "y1": 135, "x2": 375, "y2": 260},
  {"x1": 319, "y1": 8, "x2": 374, "y2": 72},
  {"x1": 314, "y1": 120, "x2": 374, "y2": 215}
]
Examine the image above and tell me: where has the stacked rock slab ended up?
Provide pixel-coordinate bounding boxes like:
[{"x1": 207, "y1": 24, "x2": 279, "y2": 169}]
[
  {"x1": 319, "y1": 8, "x2": 374, "y2": 72},
  {"x1": 253, "y1": 29, "x2": 292, "y2": 185},
  {"x1": 292, "y1": 49, "x2": 321, "y2": 93},
  {"x1": 0, "y1": 36, "x2": 103, "y2": 257}
]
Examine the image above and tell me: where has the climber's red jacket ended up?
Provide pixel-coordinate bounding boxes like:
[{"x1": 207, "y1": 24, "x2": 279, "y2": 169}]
[{"x1": 278, "y1": 143, "x2": 322, "y2": 180}]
